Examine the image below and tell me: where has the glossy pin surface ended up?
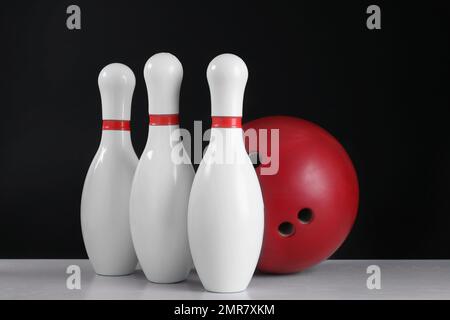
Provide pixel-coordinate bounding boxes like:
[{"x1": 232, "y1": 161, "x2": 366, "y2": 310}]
[
  {"x1": 81, "y1": 63, "x2": 138, "y2": 275},
  {"x1": 130, "y1": 53, "x2": 194, "y2": 283},
  {"x1": 188, "y1": 54, "x2": 264, "y2": 293}
]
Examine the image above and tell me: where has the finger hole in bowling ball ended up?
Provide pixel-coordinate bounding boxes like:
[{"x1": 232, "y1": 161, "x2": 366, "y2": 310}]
[
  {"x1": 298, "y1": 208, "x2": 313, "y2": 224},
  {"x1": 248, "y1": 152, "x2": 261, "y2": 169},
  {"x1": 278, "y1": 222, "x2": 295, "y2": 237}
]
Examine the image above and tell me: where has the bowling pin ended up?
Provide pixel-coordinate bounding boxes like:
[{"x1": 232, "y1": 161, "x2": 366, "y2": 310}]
[
  {"x1": 81, "y1": 63, "x2": 138, "y2": 275},
  {"x1": 130, "y1": 53, "x2": 194, "y2": 283},
  {"x1": 188, "y1": 54, "x2": 264, "y2": 293}
]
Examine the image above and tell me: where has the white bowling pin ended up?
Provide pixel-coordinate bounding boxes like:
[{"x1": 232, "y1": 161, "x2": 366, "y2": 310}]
[
  {"x1": 130, "y1": 53, "x2": 194, "y2": 283},
  {"x1": 81, "y1": 63, "x2": 138, "y2": 276},
  {"x1": 188, "y1": 54, "x2": 264, "y2": 293}
]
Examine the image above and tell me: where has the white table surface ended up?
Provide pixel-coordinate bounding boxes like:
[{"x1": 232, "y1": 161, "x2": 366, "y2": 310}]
[{"x1": 1, "y1": 260, "x2": 449, "y2": 300}]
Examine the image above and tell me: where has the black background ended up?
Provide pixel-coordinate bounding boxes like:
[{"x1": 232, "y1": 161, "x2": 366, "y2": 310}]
[{"x1": 0, "y1": 1, "x2": 449, "y2": 259}]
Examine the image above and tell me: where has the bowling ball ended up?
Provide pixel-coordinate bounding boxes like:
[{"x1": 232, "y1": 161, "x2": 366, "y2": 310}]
[{"x1": 243, "y1": 116, "x2": 359, "y2": 273}]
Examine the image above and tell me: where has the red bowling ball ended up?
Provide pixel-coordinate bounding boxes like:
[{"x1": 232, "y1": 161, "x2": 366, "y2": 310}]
[{"x1": 243, "y1": 116, "x2": 359, "y2": 273}]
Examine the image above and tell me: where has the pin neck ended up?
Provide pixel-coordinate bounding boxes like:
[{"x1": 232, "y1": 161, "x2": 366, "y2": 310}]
[
  {"x1": 211, "y1": 116, "x2": 242, "y2": 128},
  {"x1": 100, "y1": 121, "x2": 133, "y2": 150},
  {"x1": 149, "y1": 114, "x2": 179, "y2": 126},
  {"x1": 102, "y1": 120, "x2": 131, "y2": 131}
]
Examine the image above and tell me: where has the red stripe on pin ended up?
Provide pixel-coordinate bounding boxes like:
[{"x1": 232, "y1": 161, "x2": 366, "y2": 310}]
[
  {"x1": 211, "y1": 116, "x2": 242, "y2": 128},
  {"x1": 149, "y1": 114, "x2": 179, "y2": 126},
  {"x1": 102, "y1": 120, "x2": 131, "y2": 131}
]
